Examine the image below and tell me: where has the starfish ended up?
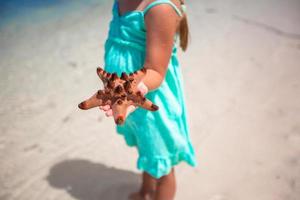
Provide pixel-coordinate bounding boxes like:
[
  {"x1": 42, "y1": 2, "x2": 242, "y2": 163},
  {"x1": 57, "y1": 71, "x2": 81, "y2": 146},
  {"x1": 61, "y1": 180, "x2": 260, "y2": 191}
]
[{"x1": 78, "y1": 67, "x2": 159, "y2": 125}]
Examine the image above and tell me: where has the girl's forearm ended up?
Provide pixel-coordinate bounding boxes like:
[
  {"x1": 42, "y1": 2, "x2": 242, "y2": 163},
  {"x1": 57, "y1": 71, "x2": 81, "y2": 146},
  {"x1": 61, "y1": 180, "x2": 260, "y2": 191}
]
[{"x1": 141, "y1": 68, "x2": 164, "y2": 91}]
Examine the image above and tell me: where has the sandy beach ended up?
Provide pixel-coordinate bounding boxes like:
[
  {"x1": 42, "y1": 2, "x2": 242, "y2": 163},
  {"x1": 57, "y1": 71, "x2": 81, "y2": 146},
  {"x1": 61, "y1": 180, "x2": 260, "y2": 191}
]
[{"x1": 0, "y1": 0, "x2": 299, "y2": 199}]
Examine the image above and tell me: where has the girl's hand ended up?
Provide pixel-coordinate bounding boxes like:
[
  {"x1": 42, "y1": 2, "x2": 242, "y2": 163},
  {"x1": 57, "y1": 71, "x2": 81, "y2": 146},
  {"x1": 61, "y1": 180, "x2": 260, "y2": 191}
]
[
  {"x1": 99, "y1": 81, "x2": 148, "y2": 118},
  {"x1": 99, "y1": 104, "x2": 113, "y2": 117}
]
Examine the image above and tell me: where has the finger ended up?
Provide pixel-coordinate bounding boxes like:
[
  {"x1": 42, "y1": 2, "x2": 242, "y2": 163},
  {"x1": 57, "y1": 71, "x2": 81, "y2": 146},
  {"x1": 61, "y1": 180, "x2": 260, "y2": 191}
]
[
  {"x1": 137, "y1": 81, "x2": 148, "y2": 95},
  {"x1": 102, "y1": 104, "x2": 111, "y2": 111},
  {"x1": 105, "y1": 109, "x2": 113, "y2": 117}
]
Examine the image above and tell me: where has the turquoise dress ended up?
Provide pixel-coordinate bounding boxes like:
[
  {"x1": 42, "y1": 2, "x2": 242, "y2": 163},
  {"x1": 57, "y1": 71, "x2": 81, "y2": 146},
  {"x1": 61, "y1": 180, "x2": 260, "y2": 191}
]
[{"x1": 104, "y1": 0, "x2": 197, "y2": 179}]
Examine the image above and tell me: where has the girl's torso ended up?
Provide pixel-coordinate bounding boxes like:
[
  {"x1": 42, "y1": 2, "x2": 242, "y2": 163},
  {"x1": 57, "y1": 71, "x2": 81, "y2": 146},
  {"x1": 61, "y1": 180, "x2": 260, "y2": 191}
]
[{"x1": 104, "y1": 0, "x2": 184, "y2": 73}]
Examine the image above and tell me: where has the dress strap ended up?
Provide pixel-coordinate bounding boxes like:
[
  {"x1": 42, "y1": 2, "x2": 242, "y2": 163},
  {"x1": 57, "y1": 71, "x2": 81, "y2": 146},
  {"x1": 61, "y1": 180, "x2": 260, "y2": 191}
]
[
  {"x1": 112, "y1": 0, "x2": 117, "y2": 16},
  {"x1": 143, "y1": 0, "x2": 183, "y2": 17}
]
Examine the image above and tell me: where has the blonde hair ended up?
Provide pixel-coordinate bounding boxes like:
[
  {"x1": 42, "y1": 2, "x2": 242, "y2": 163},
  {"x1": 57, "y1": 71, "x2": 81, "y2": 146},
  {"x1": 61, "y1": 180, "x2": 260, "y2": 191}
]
[{"x1": 178, "y1": 0, "x2": 189, "y2": 51}]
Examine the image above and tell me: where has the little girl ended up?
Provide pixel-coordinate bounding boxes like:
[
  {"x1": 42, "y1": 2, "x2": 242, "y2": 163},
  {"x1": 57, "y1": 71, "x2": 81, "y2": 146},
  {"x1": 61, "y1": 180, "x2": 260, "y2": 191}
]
[{"x1": 100, "y1": 0, "x2": 197, "y2": 199}]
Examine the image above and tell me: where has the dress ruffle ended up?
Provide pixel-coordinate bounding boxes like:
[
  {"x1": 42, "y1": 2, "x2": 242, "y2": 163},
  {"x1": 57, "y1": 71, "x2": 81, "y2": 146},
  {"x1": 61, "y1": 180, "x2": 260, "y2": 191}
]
[
  {"x1": 115, "y1": 127, "x2": 197, "y2": 179},
  {"x1": 137, "y1": 151, "x2": 197, "y2": 179}
]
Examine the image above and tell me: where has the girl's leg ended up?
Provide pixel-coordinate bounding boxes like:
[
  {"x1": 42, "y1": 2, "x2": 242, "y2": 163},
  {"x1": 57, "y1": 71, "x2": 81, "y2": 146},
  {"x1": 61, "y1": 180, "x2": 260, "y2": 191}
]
[
  {"x1": 140, "y1": 172, "x2": 157, "y2": 196},
  {"x1": 154, "y1": 168, "x2": 176, "y2": 200},
  {"x1": 128, "y1": 172, "x2": 157, "y2": 200}
]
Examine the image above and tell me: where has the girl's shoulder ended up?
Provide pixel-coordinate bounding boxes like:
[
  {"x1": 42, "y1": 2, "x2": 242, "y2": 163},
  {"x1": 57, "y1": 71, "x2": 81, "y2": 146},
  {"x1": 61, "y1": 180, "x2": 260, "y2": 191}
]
[{"x1": 143, "y1": 0, "x2": 184, "y2": 17}]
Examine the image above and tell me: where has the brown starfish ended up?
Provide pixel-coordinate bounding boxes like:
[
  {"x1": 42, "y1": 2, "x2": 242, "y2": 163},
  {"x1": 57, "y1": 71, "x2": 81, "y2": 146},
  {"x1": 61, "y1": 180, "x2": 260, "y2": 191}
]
[{"x1": 78, "y1": 67, "x2": 159, "y2": 125}]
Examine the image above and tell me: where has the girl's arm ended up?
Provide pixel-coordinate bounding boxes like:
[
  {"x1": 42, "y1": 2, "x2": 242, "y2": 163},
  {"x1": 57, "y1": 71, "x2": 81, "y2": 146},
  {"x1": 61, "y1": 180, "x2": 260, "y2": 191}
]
[
  {"x1": 99, "y1": 3, "x2": 182, "y2": 117},
  {"x1": 141, "y1": 3, "x2": 181, "y2": 91}
]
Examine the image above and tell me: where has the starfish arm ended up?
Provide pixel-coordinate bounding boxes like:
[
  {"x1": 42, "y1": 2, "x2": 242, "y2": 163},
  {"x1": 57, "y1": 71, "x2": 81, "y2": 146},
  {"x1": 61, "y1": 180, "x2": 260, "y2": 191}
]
[
  {"x1": 78, "y1": 90, "x2": 111, "y2": 110},
  {"x1": 137, "y1": 98, "x2": 159, "y2": 111},
  {"x1": 111, "y1": 99, "x2": 129, "y2": 125},
  {"x1": 126, "y1": 91, "x2": 159, "y2": 111},
  {"x1": 129, "y1": 67, "x2": 147, "y2": 84},
  {"x1": 120, "y1": 72, "x2": 129, "y2": 81},
  {"x1": 96, "y1": 67, "x2": 111, "y2": 83}
]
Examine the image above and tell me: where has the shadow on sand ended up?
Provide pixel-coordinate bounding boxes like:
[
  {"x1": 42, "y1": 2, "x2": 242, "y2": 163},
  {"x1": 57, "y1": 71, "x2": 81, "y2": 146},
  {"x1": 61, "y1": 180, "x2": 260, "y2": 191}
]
[{"x1": 46, "y1": 159, "x2": 140, "y2": 200}]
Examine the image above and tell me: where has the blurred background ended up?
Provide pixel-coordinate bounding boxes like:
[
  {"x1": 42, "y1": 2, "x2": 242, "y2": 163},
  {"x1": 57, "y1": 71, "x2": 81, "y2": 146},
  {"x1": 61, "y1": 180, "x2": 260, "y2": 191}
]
[{"x1": 0, "y1": 0, "x2": 299, "y2": 200}]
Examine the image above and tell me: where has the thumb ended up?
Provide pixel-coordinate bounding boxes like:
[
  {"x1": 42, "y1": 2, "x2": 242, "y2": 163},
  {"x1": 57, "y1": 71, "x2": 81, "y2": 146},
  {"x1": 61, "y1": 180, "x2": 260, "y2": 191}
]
[{"x1": 137, "y1": 81, "x2": 148, "y2": 95}]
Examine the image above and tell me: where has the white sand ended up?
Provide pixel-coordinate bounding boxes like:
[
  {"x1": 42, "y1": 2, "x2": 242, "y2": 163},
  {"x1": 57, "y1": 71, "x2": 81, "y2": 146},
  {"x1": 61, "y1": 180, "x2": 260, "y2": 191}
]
[{"x1": 0, "y1": 0, "x2": 299, "y2": 199}]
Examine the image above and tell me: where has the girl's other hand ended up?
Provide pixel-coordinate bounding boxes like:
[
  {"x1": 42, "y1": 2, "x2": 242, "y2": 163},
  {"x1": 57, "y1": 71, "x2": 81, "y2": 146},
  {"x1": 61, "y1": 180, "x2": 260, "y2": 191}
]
[
  {"x1": 99, "y1": 81, "x2": 148, "y2": 118},
  {"x1": 99, "y1": 104, "x2": 113, "y2": 117}
]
